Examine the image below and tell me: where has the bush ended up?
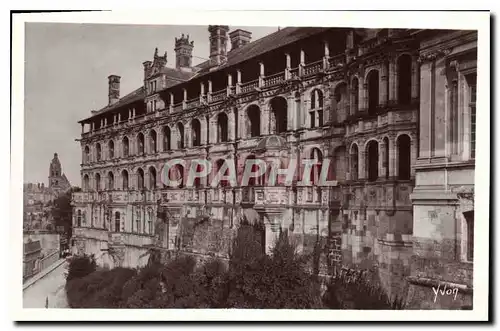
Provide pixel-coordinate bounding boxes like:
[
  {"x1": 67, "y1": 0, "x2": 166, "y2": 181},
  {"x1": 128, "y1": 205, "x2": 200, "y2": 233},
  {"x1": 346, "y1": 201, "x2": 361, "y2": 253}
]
[
  {"x1": 322, "y1": 271, "x2": 405, "y2": 309},
  {"x1": 66, "y1": 254, "x2": 96, "y2": 282},
  {"x1": 225, "y1": 230, "x2": 322, "y2": 309},
  {"x1": 66, "y1": 267, "x2": 136, "y2": 308}
]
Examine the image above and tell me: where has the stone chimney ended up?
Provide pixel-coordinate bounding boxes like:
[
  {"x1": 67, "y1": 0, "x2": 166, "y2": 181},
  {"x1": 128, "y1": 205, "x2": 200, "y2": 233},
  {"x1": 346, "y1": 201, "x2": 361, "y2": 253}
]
[
  {"x1": 108, "y1": 75, "x2": 121, "y2": 105},
  {"x1": 174, "y1": 34, "x2": 194, "y2": 70},
  {"x1": 208, "y1": 25, "x2": 229, "y2": 66},
  {"x1": 229, "y1": 29, "x2": 252, "y2": 51},
  {"x1": 143, "y1": 61, "x2": 152, "y2": 80}
]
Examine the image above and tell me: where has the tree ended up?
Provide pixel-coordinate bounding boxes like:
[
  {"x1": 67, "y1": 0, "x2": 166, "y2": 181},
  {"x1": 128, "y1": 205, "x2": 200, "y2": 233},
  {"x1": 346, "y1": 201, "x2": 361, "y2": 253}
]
[{"x1": 52, "y1": 190, "x2": 73, "y2": 237}]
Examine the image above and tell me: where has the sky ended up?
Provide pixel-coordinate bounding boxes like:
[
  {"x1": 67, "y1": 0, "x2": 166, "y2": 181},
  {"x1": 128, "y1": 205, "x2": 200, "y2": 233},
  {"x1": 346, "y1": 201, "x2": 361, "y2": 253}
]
[{"x1": 24, "y1": 23, "x2": 277, "y2": 186}]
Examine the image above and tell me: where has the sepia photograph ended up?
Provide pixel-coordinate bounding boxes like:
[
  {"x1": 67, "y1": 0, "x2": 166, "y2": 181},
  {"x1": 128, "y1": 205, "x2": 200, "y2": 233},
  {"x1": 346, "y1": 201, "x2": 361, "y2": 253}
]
[{"x1": 11, "y1": 10, "x2": 490, "y2": 321}]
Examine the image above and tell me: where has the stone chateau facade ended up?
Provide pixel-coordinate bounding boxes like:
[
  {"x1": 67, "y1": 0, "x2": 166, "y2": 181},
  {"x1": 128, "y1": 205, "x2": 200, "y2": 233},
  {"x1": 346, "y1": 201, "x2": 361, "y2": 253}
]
[{"x1": 72, "y1": 26, "x2": 476, "y2": 308}]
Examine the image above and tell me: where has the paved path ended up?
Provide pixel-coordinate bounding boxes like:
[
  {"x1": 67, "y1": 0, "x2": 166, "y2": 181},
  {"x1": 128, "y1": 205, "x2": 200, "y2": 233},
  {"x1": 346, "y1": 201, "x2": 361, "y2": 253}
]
[{"x1": 23, "y1": 259, "x2": 68, "y2": 308}]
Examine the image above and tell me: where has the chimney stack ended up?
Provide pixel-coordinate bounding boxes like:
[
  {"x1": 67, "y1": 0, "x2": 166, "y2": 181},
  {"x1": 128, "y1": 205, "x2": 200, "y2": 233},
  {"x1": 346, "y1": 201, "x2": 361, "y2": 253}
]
[
  {"x1": 174, "y1": 34, "x2": 194, "y2": 70},
  {"x1": 208, "y1": 25, "x2": 229, "y2": 66},
  {"x1": 229, "y1": 29, "x2": 252, "y2": 51},
  {"x1": 108, "y1": 75, "x2": 121, "y2": 105}
]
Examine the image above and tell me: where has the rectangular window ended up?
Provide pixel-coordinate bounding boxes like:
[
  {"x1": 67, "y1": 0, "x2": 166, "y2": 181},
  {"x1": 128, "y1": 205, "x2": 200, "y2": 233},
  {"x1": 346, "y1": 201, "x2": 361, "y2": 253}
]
[
  {"x1": 467, "y1": 74, "x2": 477, "y2": 159},
  {"x1": 310, "y1": 111, "x2": 316, "y2": 128},
  {"x1": 466, "y1": 217, "x2": 474, "y2": 261},
  {"x1": 318, "y1": 110, "x2": 323, "y2": 127}
]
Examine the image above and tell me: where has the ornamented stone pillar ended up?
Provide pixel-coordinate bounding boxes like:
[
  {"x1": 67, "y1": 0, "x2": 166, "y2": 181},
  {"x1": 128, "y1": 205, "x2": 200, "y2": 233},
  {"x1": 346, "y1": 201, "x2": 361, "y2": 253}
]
[
  {"x1": 388, "y1": 135, "x2": 397, "y2": 178},
  {"x1": 359, "y1": 76, "x2": 367, "y2": 112},
  {"x1": 380, "y1": 61, "x2": 389, "y2": 106},
  {"x1": 261, "y1": 103, "x2": 270, "y2": 135},
  {"x1": 209, "y1": 116, "x2": 217, "y2": 144},
  {"x1": 379, "y1": 139, "x2": 387, "y2": 178},
  {"x1": 228, "y1": 108, "x2": 236, "y2": 141},
  {"x1": 411, "y1": 55, "x2": 419, "y2": 100},
  {"x1": 388, "y1": 58, "x2": 397, "y2": 104},
  {"x1": 285, "y1": 53, "x2": 291, "y2": 79},
  {"x1": 200, "y1": 117, "x2": 208, "y2": 145},
  {"x1": 358, "y1": 149, "x2": 366, "y2": 180}
]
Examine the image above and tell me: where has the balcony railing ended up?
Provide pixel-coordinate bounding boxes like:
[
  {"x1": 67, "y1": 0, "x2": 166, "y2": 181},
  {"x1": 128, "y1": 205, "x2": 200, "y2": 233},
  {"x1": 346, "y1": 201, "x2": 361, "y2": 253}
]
[
  {"x1": 211, "y1": 89, "x2": 226, "y2": 102},
  {"x1": 263, "y1": 71, "x2": 285, "y2": 87},
  {"x1": 240, "y1": 79, "x2": 258, "y2": 93},
  {"x1": 186, "y1": 97, "x2": 200, "y2": 109},
  {"x1": 303, "y1": 59, "x2": 323, "y2": 76},
  {"x1": 172, "y1": 102, "x2": 183, "y2": 113},
  {"x1": 328, "y1": 53, "x2": 346, "y2": 69},
  {"x1": 290, "y1": 67, "x2": 299, "y2": 79}
]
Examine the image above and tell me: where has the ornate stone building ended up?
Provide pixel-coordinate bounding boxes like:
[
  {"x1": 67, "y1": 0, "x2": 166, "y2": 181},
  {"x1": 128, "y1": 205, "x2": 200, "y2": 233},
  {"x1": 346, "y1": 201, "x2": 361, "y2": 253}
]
[{"x1": 71, "y1": 26, "x2": 476, "y2": 305}]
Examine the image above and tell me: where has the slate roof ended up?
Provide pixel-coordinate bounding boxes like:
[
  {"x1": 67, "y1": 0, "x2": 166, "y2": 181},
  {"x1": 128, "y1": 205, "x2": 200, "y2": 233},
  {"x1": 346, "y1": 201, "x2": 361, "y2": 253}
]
[{"x1": 80, "y1": 27, "x2": 331, "y2": 123}]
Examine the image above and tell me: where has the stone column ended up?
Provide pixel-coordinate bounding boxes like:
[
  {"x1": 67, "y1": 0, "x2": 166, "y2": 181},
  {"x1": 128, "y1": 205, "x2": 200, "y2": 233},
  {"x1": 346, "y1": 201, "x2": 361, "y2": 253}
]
[
  {"x1": 185, "y1": 123, "x2": 192, "y2": 148},
  {"x1": 236, "y1": 70, "x2": 242, "y2": 94},
  {"x1": 227, "y1": 73, "x2": 233, "y2": 96},
  {"x1": 323, "y1": 40, "x2": 330, "y2": 69},
  {"x1": 388, "y1": 135, "x2": 397, "y2": 178},
  {"x1": 299, "y1": 49, "x2": 305, "y2": 76},
  {"x1": 228, "y1": 108, "x2": 236, "y2": 141},
  {"x1": 169, "y1": 93, "x2": 174, "y2": 112},
  {"x1": 209, "y1": 116, "x2": 217, "y2": 144},
  {"x1": 411, "y1": 55, "x2": 419, "y2": 100},
  {"x1": 380, "y1": 61, "x2": 389, "y2": 107},
  {"x1": 379, "y1": 139, "x2": 387, "y2": 178},
  {"x1": 200, "y1": 117, "x2": 208, "y2": 145},
  {"x1": 182, "y1": 88, "x2": 187, "y2": 110},
  {"x1": 261, "y1": 103, "x2": 270, "y2": 135},
  {"x1": 388, "y1": 58, "x2": 397, "y2": 104},
  {"x1": 410, "y1": 134, "x2": 417, "y2": 177},
  {"x1": 287, "y1": 96, "x2": 294, "y2": 131},
  {"x1": 258, "y1": 62, "x2": 265, "y2": 87},
  {"x1": 358, "y1": 149, "x2": 366, "y2": 180},
  {"x1": 359, "y1": 76, "x2": 367, "y2": 112},
  {"x1": 285, "y1": 53, "x2": 291, "y2": 79}
]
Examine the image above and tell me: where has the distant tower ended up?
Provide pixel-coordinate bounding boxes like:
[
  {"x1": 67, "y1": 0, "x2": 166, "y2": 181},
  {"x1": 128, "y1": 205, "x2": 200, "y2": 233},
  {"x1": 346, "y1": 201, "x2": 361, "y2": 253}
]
[
  {"x1": 49, "y1": 153, "x2": 62, "y2": 188},
  {"x1": 48, "y1": 153, "x2": 71, "y2": 194},
  {"x1": 174, "y1": 34, "x2": 194, "y2": 69},
  {"x1": 208, "y1": 25, "x2": 229, "y2": 66}
]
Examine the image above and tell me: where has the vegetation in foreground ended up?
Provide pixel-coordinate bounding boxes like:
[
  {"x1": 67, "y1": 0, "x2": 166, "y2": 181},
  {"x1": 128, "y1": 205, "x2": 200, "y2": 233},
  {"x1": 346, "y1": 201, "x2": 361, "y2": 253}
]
[{"x1": 65, "y1": 222, "x2": 405, "y2": 309}]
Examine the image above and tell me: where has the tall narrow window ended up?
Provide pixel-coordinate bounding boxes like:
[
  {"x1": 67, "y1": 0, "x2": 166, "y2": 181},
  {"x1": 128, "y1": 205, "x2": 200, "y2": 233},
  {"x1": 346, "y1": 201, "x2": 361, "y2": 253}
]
[
  {"x1": 121, "y1": 170, "x2": 129, "y2": 190},
  {"x1": 367, "y1": 140, "x2": 379, "y2": 182},
  {"x1": 108, "y1": 140, "x2": 114, "y2": 159},
  {"x1": 383, "y1": 137, "x2": 390, "y2": 179},
  {"x1": 191, "y1": 119, "x2": 201, "y2": 146},
  {"x1": 177, "y1": 123, "x2": 185, "y2": 149},
  {"x1": 95, "y1": 173, "x2": 101, "y2": 191},
  {"x1": 464, "y1": 210, "x2": 474, "y2": 261},
  {"x1": 137, "y1": 168, "x2": 145, "y2": 190},
  {"x1": 247, "y1": 105, "x2": 261, "y2": 137},
  {"x1": 271, "y1": 97, "x2": 288, "y2": 134},
  {"x1": 350, "y1": 144, "x2": 359, "y2": 181},
  {"x1": 467, "y1": 74, "x2": 477, "y2": 159},
  {"x1": 163, "y1": 126, "x2": 171, "y2": 151},
  {"x1": 367, "y1": 70, "x2": 379, "y2": 115},
  {"x1": 122, "y1": 136, "x2": 129, "y2": 157},
  {"x1": 115, "y1": 212, "x2": 121, "y2": 233},
  {"x1": 217, "y1": 113, "x2": 228, "y2": 142},
  {"x1": 150, "y1": 130, "x2": 157, "y2": 153},
  {"x1": 96, "y1": 143, "x2": 102, "y2": 161},
  {"x1": 397, "y1": 135, "x2": 411, "y2": 180},
  {"x1": 149, "y1": 167, "x2": 157, "y2": 189},
  {"x1": 107, "y1": 171, "x2": 114, "y2": 190},
  {"x1": 77, "y1": 210, "x2": 82, "y2": 227},
  {"x1": 83, "y1": 174, "x2": 90, "y2": 191},
  {"x1": 397, "y1": 54, "x2": 412, "y2": 105},
  {"x1": 137, "y1": 133, "x2": 145, "y2": 155},
  {"x1": 351, "y1": 78, "x2": 359, "y2": 115},
  {"x1": 84, "y1": 146, "x2": 90, "y2": 164}
]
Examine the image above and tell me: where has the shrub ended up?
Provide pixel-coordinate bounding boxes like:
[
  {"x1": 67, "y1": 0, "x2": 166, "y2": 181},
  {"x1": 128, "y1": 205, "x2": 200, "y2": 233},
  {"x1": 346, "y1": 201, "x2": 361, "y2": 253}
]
[
  {"x1": 66, "y1": 254, "x2": 96, "y2": 282},
  {"x1": 66, "y1": 267, "x2": 136, "y2": 308},
  {"x1": 322, "y1": 271, "x2": 406, "y2": 309},
  {"x1": 225, "y1": 230, "x2": 322, "y2": 309}
]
